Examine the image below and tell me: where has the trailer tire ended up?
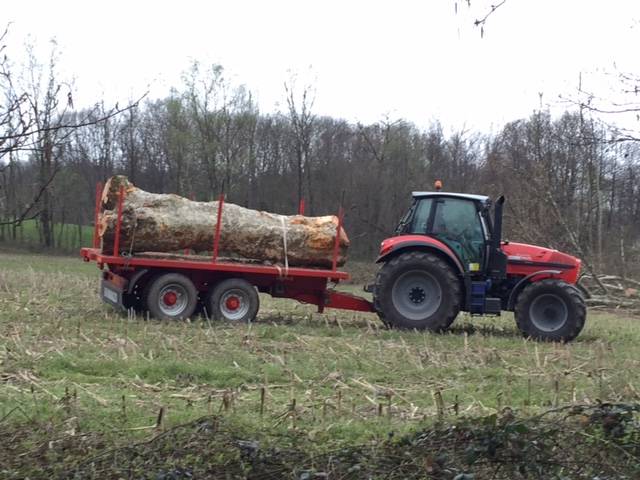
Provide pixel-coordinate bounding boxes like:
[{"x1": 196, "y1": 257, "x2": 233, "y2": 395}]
[
  {"x1": 146, "y1": 273, "x2": 198, "y2": 321},
  {"x1": 374, "y1": 251, "x2": 461, "y2": 331},
  {"x1": 121, "y1": 270, "x2": 151, "y2": 314},
  {"x1": 122, "y1": 292, "x2": 145, "y2": 313},
  {"x1": 207, "y1": 278, "x2": 259, "y2": 323},
  {"x1": 515, "y1": 279, "x2": 586, "y2": 342}
]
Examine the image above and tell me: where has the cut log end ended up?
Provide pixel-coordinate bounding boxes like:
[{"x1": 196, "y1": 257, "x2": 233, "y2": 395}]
[{"x1": 101, "y1": 175, "x2": 136, "y2": 210}]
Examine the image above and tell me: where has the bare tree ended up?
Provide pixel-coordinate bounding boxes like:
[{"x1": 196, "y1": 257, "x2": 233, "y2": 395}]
[
  {"x1": 0, "y1": 27, "x2": 144, "y2": 237},
  {"x1": 284, "y1": 74, "x2": 316, "y2": 212},
  {"x1": 570, "y1": 70, "x2": 640, "y2": 143}
]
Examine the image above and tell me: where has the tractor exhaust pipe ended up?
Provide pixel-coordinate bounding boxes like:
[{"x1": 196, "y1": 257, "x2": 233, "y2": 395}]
[
  {"x1": 492, "y1": 195, "x2": 505, "y2": 251},
  {"x1": 487, "y1": 195, "x2": 507, "y2": 281}
]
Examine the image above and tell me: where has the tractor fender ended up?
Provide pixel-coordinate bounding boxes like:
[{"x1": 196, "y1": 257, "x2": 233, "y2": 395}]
[
  {"x1": 376, "y1": 239, "x2": 464, "y2": 276},
  {"x1": 126, "y1": 268, "x2": 150, "y2": 294},
  {"x1": 507, "y1": 269, "x2": 561, "y2": 310}
]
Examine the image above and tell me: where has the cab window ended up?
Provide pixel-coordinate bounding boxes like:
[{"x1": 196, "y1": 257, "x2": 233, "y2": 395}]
[
  {"x1": 431, "y1": 198, "x2": 485, "y2": 270},
  {"x1": 408, "y1": 199, "x2": 433, "y2": 233}
]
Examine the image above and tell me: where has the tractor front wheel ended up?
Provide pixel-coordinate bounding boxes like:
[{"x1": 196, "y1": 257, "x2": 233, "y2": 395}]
[
  {"x1": 373, "y1": 251, "x2": 461, "y2": 331},
  {"x1": 515, "y1": 279, "x2": 586, "y2": 342}
]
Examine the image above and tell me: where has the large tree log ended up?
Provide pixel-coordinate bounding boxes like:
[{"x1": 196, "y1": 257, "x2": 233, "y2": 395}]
[{"x1": 99, "y1": 176, "x2": 349, "y2": 268}]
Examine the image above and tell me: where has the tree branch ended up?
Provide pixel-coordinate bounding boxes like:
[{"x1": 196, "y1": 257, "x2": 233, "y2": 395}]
[
  {"x1": 0, "y1": 165, "x2": 58, "y2": 226},
  {"x1": 0, "y1": 93, "x2": 148, "y2": 142},
  {"x1": 473, "y1": 0, "x2": 507, "y2": 37}
]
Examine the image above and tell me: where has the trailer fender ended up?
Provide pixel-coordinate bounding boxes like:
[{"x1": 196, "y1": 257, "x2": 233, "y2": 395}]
[{"x1": 126, "y1": 268, "x2": 150, "y2": 294}]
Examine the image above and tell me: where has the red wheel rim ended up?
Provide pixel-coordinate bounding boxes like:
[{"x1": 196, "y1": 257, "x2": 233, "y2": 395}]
[
  {"x1": 225, "y1": 295, "x2": 241, "y2": 311},
  {"x1": 163, "y1": 291, "x2": 178, "y2": 306}
]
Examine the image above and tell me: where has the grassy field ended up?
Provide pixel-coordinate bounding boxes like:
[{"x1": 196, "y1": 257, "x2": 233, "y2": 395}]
[
  {"x1": 1, "y1": 250, "x2": 639, "y2": 478},
  {"x1": 0, "y1": 220, "x2": 94, "y2": 252}
]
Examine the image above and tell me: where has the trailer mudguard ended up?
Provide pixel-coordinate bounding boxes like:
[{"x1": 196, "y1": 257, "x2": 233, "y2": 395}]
[{"x1": 123, "y1": 268, "x2": 149, "y2": 294}]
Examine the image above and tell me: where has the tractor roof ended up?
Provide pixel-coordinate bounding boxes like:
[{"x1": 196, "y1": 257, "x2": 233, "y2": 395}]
[{"x1": 412, "y1": 191, "x2": 490, "y2": 204}]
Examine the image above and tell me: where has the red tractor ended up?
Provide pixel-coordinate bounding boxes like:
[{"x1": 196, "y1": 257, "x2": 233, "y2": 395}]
[{"x1": 370, "y1": 186, "x2": 586, "y2": 342}]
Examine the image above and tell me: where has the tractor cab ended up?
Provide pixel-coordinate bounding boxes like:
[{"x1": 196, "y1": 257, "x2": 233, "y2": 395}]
[{"x1": 394, "y1": 191, "x2": 506, "y2": 280}]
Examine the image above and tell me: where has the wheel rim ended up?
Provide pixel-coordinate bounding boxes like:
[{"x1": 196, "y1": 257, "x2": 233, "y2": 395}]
[
  {"x1": 391, "y1": 270, "x2": 442, "y2": 321},
  {"x1": 529, "y1": 294, "x2": 568, "y2": 332},
  {"x1": 158, "y1": 283, "x2": 189, "y2": 317},
  {"x1": 220, "y1": 288, "x2": 251, "y2": 321}
]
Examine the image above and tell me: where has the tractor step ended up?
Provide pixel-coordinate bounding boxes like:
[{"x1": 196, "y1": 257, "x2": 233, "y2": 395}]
[
  {"x1": 469, "y1": 297, "x2": 502, "y2": 316},
  {"x1": 469, "y1": 280, "x2": 501, "y2": 315},
  {"x1": 484, "y1": 297, "x2": 502, "y2": 315}
]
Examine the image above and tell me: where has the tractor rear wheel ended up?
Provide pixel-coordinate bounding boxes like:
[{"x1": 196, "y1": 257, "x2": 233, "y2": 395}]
[
  {"x1": 373, "y1": 251, "x2": 461, "y2": 331},
  {"x1": 514, "y1": 279, "x2": 586, "y2": 342}
]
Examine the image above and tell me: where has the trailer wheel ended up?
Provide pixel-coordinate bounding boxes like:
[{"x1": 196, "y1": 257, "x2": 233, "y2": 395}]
[
  {"x1": 374, "y1": 251, "x2": 461, "y2": 331},
  {"x1": 207, "y1": 278, "x2": 259, "y2": 323},
  {"x1": 146, "y1": 273, "x2": 198, "y2": 321},
  {"x1": 122, "y1": 292, "x2": 145, "y2": 313},
  {"x1": 122, "y1": 279, "x2": 148, "y2": 314},
  {"x1": 515, "y1": 279, "x2": 586, "y2": 342}
]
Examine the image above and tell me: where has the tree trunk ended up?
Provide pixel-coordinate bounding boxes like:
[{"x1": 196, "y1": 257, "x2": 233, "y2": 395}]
[
  {"x1": 40, "y1": 137, "x2": 54, "y2": 248},
  {"x1": 99, "y1": 176, "x2": 349, "y2": 268}
]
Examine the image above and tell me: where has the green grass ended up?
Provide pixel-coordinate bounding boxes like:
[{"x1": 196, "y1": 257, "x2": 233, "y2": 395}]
[
  {"x1": 1, "y1": 249, "x2": 639, "y2": 477},
  {"x1": 0, "y1": 219, "x2": 93, "y2": 251}
]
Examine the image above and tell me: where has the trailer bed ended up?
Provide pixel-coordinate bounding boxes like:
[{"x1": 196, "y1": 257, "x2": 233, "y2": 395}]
[
  {"x1": 81, "y1": 246, "x2": 372, "y2": 317},
  {"x1": 82, "y1": 182, "x2": 373, "y2": 320},
  {"x1": 80, "y1": 247, "x2": 350, "y2": 281}
]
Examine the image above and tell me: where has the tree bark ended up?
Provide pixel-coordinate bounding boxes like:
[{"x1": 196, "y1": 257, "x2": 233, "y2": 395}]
[{"x1": 99, "y1": 176, "x2": 349, "y2": 268}]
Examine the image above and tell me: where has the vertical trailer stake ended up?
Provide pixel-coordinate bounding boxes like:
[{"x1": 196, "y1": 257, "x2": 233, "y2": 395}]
[
  {"x1": 92, "y1": 182, "x2": 103, "y2": 249},
  {"x1": 331, "y1": 206, "x2": 344, "y2": 272},
  {"x1": 212, "y1": 193, "x2": 225, "y2": 263},
  {"x1": 113, "y1": 185, "x2": 125, "y2": 257}
]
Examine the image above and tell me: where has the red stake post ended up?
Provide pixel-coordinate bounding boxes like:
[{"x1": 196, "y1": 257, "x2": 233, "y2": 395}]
[
  {"x1": 212, "y1": 193, "x2": 225, "y2": 263},
  {"x1": 331, "y1": 207, "x2": 344, "y2": 272},
  {"x1": 113, "y1": 185, "x2": 125, "y2": 257},
  {"x1": 298, "y1": 198, "x2": 305, "y2": 216},
  {"x1": 92, "y1": 182, "x2": 103, "y2": 249},
  {"x1": 184, "y1": 192, "x2": 196, "y2": 256}
]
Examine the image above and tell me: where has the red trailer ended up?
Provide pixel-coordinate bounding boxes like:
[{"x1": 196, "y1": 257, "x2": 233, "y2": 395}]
[{"x1": 81, "y1": 183, "x2": 374, "y2": 322}]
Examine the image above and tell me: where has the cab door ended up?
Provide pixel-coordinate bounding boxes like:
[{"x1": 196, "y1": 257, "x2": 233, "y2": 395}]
[{"x1": 428, "y1": 198, "x2": 486, "y2": 273}]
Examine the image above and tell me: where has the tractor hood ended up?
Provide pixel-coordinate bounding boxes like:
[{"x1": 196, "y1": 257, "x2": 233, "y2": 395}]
[{"x1": 502, "y1": 242, "x2": 582, "y2": 284}]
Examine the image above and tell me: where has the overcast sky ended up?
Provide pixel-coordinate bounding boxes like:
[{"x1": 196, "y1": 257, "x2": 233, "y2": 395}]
[{"x1": 4, "y1": 0, "x2": 640, "y2": 132}]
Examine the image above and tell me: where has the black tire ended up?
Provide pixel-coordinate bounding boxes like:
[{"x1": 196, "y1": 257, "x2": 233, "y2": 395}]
[
  {"x1": 122, "y1": 292, "x2": 145, "y2": 313},
  {"x1": 373, "y1": 251, "x2": 461, "y2": 331},
  {"x1": 575, "y1": 279, "x2": 591, "y2": 299},
  {"x1": 122, "y1": 279, "x2": 148, "y2": 314},
  {"x1": 207, "y1": 278, "x2": 259, "y2": 323},
  {"x1": 514, "y1": 279, "x2": 586, "y2": 342},
  {"x1": 145, "y1": 273, "x2": 199, "y2": 321}
]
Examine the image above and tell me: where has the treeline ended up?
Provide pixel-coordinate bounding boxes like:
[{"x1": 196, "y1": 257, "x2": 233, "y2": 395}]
[{"x1": 1, "y1": 62, "x2": 639, "y2": 275}]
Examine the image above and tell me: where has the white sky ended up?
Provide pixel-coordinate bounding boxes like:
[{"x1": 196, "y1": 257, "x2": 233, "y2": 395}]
[{"x1": 4, "y1": 0, "x2": 640, "y2": 132}]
